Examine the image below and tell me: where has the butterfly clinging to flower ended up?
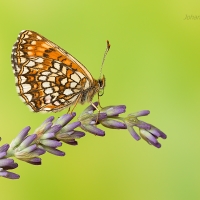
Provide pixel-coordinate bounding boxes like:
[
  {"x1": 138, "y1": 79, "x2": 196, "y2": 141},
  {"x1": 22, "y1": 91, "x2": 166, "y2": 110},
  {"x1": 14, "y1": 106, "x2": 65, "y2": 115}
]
[{"x1": 11, "y1": 30, "x2": 110, "y2": 112}]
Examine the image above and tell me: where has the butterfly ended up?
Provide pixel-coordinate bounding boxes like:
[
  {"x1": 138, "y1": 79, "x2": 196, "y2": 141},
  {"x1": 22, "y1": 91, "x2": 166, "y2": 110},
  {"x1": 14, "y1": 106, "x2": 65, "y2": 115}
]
[{"x1": 11, "y1": 30, "x2": 110, "y2": 112}]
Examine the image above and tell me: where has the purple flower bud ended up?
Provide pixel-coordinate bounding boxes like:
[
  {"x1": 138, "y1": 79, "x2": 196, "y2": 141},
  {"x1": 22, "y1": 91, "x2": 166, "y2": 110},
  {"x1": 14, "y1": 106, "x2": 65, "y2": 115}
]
[
  {"x1": 0, "y1": 171, "x2": 20, "y2": 179},
  {"x1": 127, "y1": 126, "x2": 141, "y2": 141},
  {"x1": 71, "y1": 131, "x2": 85, "y2": 138},
  {"x1": 0, "y1": 158, "x2": 15, "y2": 168},
  {"x1": 44, "y1": 125, "x2": 62, "y2": 135},
  {"x1": 42, "y1": 146, "x2": 65, "y2": 156},
  {"x1": 1, "y1": 162, "x2": 18, "y2": 170},
  {"x1": 34, "y1": 122, "x2": 53, "y2": 136},
  {"x1": 61, "y1": 121, "x2": 81, "y2": 132},
  {"x1": 40, "y1": 139, "x2": 62, "y2": 148},
  {"x1": 18, "y1": 134, "x2": 37, "y2": 149},
  {"x1": 27, "y1": 157, "x2": 41, "y2": 165},
  {"x1": 0, "y1": 152, "x2": 6, "y2": 159},
  {"x1": 129, "y1": 110, "x2": 150, "y2": 117},
  {"x1": 19, "y1": 144, "x2": 37, "y2": 154},
  {"x1": 31, "y1": 148, "x2": 46, "y2": 156},
  {"x1": 148, "y1": 125, "x2": 167, "y2": 139},
  {"x1": 0, "y1": 154, "x2": 19, "y2": 179},
  {"x1": 0, "y1": 144, "x2": 9, "y2": 153},
  {"x1": 81, "y1": 125, "x2": 105, "y2": 136},
  {"x1": 41, "y1": 116, "x2": 54, "y2": 125},
  {"x1": 40, "y1": 132, "x2": 55, "y2": 140},
  {"x1": 139, "y1": 125, "x2": 166, "y2": 148},
  {"x1": 134, "y1": 120, "x2": 151, "y2": 130},
  {"x1": 101, "y1": 105, "x2": 126, "y2": 116},
  {"x1": 54, "y1": 113, "x2": 76, "y2": 126},
  {"x1": 10, "y1": 126, "x2": 30, "y2": 149},
  {"x1": 101, "y1": 118, "x2": 127, "y2": 129}
]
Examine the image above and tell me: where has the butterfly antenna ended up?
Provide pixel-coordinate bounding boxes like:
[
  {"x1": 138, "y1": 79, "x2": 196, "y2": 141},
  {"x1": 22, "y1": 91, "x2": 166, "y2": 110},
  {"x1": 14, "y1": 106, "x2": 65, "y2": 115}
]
[{"x1": 99, "y1": 40, "x2": 111, "y2": 79}]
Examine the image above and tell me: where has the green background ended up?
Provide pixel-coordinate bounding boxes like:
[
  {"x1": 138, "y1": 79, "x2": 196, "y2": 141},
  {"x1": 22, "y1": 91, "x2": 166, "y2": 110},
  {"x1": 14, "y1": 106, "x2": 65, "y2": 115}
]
[{"x1": 0, "y1": 0, "x2": 200, "y2": 199}]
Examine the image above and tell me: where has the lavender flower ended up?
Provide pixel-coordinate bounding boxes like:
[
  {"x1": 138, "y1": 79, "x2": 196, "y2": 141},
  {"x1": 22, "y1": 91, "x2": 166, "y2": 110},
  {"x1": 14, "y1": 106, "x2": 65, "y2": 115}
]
[
  {"x1": 78, "y1": 102, "x2": 107, "y2": 136},
  {"x1": 139, "y1": 125, "x2": 167, "y2": 148},
  {"x1": 0, "y1": 144, "x2": 19, "y2": 179},
  {"x1": 79, "y1": 104, "x2": 166, "y2": 148},
  {"x1": 8, "y1": 127, "x2": 45, "y2": 165},
  {"x1": 0, "y1": 102, "x2": 167, "y2": 179},
  {"x1": 124, "y1": 111, "x2": 167, "y2": 148}
]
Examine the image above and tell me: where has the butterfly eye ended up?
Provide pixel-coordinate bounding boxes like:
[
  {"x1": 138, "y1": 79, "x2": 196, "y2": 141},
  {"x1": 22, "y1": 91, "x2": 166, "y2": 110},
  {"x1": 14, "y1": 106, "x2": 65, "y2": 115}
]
[
  {"x1": 98, "y1": 80, "x2": 103, "y2": 88},
  {"x1": 98, "y1": 75, "x2": 106, "y2": 89}
]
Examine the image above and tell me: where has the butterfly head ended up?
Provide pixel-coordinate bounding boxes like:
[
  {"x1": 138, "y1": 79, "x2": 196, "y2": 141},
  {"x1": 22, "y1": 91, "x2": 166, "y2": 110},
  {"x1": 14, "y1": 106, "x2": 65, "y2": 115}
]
[{"x1": 97, "y1": 75, "x2": 106, "y2": 96}]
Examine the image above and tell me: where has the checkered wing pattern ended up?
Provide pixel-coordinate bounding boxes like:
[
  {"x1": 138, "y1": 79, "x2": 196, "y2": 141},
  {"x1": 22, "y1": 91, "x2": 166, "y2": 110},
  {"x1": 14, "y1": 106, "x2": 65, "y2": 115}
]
[{"x1": 11, "y1": 30, "x2": 98, "y2": 112}]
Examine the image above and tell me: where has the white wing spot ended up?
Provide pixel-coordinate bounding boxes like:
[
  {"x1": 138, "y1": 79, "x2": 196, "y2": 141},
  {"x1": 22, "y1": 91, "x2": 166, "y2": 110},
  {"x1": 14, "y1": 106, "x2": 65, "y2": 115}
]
[
  {"x1": 71, "y1": 73, "x2": 80, "y2": 83},
  {"x1": 22, "y1": 84, "x2": 31, "y2": 93},
  {"x1": 70, "y1": 82, "x2": 77, "y2": 88},
  {"x1": 62, "y1": 66, "x2": 67, "y2": 74},
  {"x1": 54, "y1": 86, "x2": 59, "y2": 91},
  {"x1": 43, "y1": 107, "x2": 51, "y2": 111},
  {"x1": 45, "y1": 95, "x2": 52, "y2": 103},
  {"x1": 28, "y1": 52, "x2": 34, "y2": 56},
  {"x1": 20, "y1": 57, "x2": 27, "y2": 63},
  {"x1": 42, "y1": 71, "x2": 51, "y2": 76},
  {"x1": 31, "y1": 41, "x2": 36, "y2": 45},
  {"x1": 76, "y1": 71, "x2": 85, "y2": 79},
  {"x1": 64, "y1": 89, "x2": 73, "y2": 96},
  {"x1": 61, "y1": 78, "x2": 68, "y2": 85},
  {"x1": 35, "y1": 58, "x2": 44, "y2": 63},
  {"x1": 39, "y1": 76, "x2": 47, "y2": 81},
  {"x1": 37, "y1": 35, "x2": 42, "y2": 40},
  {"x1": 26, "y1": 61, "x2": 35, "y2": 67},
  {"x1": 20, "y1": 76, "x2": 27, "y2": 83},
  {"x1": 21, "y1": 40, "x2": 26, "y2": 44},
  {"x1": 24, "y1": 94, "x2": 32, "y2": 101},
  {"x1": 14, "y1": 66, "x2": 20, "y2": 73},
  {"x1": 22, "y1": 67, "x2": 29, "y2": 75},
  {"x1": 48, "y1": 76, "x2": 55, "y2": 82},
  {"x1": 42, "y1": 82, "x2": 50, "y2": 88},
  {"x1": 54, "y1": 63, "x2": 61, "y2": 70},
  {"x1": 24, "y1": 35, "x2": 29, "y2": 39},
  {"x1": 27, "y1": 46, "x2": 34, "y2": 50},
  {"x1": 45, "y1": 88, "x2": 53, "y2": 94},
  {"x1": 51, "y1": 68, "x2": 58, "y2": 73},
  {"x1": 54, "y1": 101, "x2": 60, "y2": 106}
]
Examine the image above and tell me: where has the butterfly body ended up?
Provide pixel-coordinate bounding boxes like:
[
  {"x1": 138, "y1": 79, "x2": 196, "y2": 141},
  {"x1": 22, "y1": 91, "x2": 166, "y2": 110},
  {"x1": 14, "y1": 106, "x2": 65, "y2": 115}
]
[{"x1": 11, "y1": 30, "x2": 106, "y2": 112}]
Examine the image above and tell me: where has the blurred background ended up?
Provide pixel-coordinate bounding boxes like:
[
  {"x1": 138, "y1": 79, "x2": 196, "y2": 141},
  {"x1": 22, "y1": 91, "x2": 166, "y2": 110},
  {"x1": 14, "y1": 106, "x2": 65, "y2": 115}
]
[{"x1": 0, "y1": 0, "x2": 200, "y2": 199}]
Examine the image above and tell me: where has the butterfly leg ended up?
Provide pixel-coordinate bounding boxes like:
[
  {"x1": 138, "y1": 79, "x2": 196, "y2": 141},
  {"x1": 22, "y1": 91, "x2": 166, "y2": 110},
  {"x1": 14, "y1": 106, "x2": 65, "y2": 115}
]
[
  {"x1": 67, "y1": 107, "x2": 71, "y2": 114},
  {"x1": 90, "y1": 102, "x2": 100, "y2": 124},
  {"x1": 70, "y1": 93, "x2": 83, "y2": 114}
]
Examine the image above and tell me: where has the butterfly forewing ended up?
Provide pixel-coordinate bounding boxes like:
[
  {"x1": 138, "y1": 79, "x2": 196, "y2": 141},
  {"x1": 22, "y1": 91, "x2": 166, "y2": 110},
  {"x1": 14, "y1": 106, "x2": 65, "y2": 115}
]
[{"x1": 11, "y1": 30, "x2": 97, "y2": 112}]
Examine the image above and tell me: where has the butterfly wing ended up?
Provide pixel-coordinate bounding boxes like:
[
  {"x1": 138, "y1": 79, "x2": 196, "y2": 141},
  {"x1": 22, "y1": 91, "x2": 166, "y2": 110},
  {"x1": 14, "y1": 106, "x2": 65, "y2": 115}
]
[{"x1": 11, "y1": 30, "x2": 94, "y2": 112}]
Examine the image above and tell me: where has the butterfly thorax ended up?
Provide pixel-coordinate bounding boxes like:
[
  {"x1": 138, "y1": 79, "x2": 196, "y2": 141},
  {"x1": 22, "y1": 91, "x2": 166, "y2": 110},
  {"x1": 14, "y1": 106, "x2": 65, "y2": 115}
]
[{"x1": 80, "y1": 75, "x2": 105, "y2": 104}]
